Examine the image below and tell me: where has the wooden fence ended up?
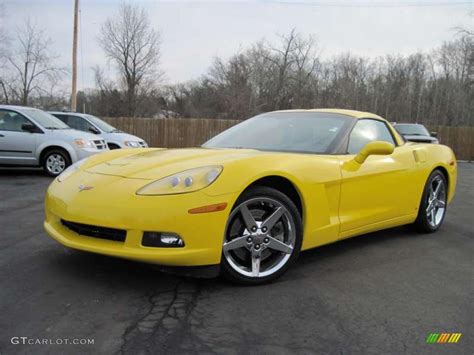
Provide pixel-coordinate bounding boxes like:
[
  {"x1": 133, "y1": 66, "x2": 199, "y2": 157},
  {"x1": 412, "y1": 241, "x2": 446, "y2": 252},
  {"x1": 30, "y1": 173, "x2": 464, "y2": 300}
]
[
  {"x1": 102, "y1": 117, "x2": 240, "y2": 148},
  {"x1": 103, "y1": 117, "x2": 473, "y2": 161},
  {"x1": 426, "y1": 125, "x2": 473, "y2": 162}
]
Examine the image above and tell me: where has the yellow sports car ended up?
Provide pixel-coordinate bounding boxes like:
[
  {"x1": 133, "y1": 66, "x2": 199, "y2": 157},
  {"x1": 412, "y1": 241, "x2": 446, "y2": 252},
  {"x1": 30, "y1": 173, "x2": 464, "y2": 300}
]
[{"x1": 44, "y1": 109, "x2": 457, "y2": 284}]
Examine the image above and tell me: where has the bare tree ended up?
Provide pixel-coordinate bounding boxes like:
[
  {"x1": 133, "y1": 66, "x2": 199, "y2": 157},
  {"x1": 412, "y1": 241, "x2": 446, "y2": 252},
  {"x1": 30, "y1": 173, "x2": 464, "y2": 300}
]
[
  {"x1": 88, "y1": 26, "x2": 473, "y2": 126},
  {"x1": 162, "y1": 29, "x2": 471, "y2": 126},
  {"x1": 93, "y1": 65, "x2": 116, "y2": 94},
  {"x1": 453, "y1": 11, "x2": 474, "y2": 37},
  {"x1": 3, "y1": 19, "x2": 64, "y2": 106},
  {"x1": 246, "y1": 30, "x2": 320, "y2": 111},
  {"x1": 98, "y1": 3, "x2": 161, "y2": 116}
]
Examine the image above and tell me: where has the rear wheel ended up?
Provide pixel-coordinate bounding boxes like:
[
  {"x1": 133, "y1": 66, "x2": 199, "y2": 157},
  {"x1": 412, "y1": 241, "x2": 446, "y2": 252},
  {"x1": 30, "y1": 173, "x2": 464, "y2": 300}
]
[
  {"x1": 221, "y1": 186, "x2": 302, "y2": 285},
  {"x1": 42, "y1": 149, "x2": 71, "y2": 177},
  {"x1": 414, "y1": 170, "x2": 447, "y2": 233}
]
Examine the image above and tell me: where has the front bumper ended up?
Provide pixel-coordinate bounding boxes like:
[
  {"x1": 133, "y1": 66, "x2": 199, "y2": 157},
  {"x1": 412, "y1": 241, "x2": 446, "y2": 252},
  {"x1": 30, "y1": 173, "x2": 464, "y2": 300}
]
[{"x1": 44, "y1": 172, "x2": 235, "y2": 266}]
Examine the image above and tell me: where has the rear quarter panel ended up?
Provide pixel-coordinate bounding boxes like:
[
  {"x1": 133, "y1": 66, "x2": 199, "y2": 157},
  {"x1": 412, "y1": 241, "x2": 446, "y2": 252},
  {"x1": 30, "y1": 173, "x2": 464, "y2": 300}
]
[{"x1": 410, "y1": 143, "x2": 457, "y2": 203}]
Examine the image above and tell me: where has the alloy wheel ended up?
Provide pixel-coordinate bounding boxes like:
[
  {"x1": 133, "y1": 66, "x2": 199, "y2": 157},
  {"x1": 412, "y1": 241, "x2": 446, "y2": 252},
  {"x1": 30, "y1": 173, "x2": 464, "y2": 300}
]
[
  {"x1": 46, "y1": 154, "x2": 66, "y2": 175},
  {"x1": 426, "y1": 175, "x2": 446, "y2": 228},
  {"x1": 223, "y1": 197, "x2": 296, "y2": 278}
]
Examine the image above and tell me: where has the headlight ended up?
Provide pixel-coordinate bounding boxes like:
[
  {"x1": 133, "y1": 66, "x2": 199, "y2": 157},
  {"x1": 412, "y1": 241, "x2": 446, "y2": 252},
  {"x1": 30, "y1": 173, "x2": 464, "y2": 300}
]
[
  {"x1": 124, "y1": 141, "x2": 141, "y2": 148},
  {"x1": 136, "y1": 166, "x2": 223, "y2": 195},
  {"x1": 57, "y1": 158, "x2": 87, "y2": 182},
  {"x1": 74, "y1": 139, "x2": 94, "y2": 149}
]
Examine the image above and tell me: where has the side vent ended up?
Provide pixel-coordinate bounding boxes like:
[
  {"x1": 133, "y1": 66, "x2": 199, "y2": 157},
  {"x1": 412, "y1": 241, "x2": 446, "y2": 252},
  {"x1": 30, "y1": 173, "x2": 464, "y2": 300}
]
[{"x1": 413, "y1": 149, "x2": 427, "y2": 163}]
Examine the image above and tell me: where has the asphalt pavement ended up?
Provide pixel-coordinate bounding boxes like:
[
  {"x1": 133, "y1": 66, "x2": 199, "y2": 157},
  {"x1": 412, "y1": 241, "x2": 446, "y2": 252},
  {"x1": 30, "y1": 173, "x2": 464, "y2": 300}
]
[{"x1": 0, "y1": 164, "x2": 472, "y2": 354}]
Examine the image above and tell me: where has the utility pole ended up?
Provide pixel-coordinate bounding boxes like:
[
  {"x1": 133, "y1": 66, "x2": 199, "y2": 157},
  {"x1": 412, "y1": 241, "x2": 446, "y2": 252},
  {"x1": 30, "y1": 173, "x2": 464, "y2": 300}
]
[
  {"x1": 23, "y1": 61, "x2": 29, "y2": 106},
  {"x1": 71, "y1": 0, "x2": 79, "y2": 111}
]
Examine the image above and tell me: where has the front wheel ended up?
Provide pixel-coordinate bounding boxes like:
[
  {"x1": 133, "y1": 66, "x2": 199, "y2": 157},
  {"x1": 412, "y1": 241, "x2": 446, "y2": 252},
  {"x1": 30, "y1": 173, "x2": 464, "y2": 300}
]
[
  {"x1": 42, "y1": 149, "x2": 71, "y2": 177},
  {"x1": 221, "y1": 186, "x2": 302, "y2": 285},
  {"x1": 414, "y1": 170, "x2": 448, "y2": 233}
]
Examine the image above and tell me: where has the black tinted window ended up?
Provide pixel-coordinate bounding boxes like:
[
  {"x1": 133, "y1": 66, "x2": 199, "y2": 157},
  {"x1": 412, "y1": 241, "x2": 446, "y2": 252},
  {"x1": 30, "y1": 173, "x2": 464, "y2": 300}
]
[
  {"x1": 53, "y1": 114, "x2": 68, "y2": 124},
  {"x1": 348, "y1": 119, "x2": 395, "y2": 154}
]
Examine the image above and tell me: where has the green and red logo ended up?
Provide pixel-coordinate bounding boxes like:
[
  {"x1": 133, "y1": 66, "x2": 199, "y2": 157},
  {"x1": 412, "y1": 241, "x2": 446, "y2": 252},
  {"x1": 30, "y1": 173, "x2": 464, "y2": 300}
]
[{"x1": 426, "y1": 333, "x2": 462, "y2": 344}]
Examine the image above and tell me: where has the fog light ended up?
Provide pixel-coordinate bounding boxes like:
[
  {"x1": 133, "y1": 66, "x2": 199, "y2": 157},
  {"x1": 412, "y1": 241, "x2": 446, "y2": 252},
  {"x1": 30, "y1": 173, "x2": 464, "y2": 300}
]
[{"x1": 142, "y1": 232, "x2": 184, "y2": 248}]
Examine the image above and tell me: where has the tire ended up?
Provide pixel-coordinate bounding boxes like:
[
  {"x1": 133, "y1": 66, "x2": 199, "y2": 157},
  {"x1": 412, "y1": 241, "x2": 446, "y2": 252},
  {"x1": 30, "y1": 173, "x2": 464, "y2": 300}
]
[
  {"x1": 42, "y1": 149, "x2": 71, "y2": 177},
  {"x1": 414, "y1": 170, "x2": 448, "y2": 233},
  {"x1": 221, "y1": 186, "x2": 303, "y2": 285}
]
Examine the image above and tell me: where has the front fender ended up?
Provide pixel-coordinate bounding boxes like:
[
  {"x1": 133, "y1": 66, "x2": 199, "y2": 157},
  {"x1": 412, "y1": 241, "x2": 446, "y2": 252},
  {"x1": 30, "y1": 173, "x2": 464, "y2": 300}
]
[
  {"x1": 204, "y1": 153, "x2": 343, "y2": 250},
  {"x1": 36, "y1": 141, "x2": 78, "y2": 163}
]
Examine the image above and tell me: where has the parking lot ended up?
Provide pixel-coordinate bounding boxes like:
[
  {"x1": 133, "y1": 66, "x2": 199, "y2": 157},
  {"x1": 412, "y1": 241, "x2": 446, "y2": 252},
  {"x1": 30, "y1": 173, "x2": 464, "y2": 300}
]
[{"x1": 0, "y1": 163, "x2": 472, "y2": 354}]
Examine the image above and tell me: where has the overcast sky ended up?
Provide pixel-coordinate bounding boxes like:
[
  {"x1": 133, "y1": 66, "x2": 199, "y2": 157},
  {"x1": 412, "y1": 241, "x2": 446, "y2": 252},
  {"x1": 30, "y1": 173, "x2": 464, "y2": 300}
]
[{"x1": 3, "y1": 0, "x2": 472, "y2": 90}]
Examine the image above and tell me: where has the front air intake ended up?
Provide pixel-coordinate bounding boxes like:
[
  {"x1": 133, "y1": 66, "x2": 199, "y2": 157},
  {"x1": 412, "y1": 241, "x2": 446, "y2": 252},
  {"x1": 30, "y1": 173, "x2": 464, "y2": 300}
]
[{"x1": 61, "y1": 219, "x2": 126, "y2": 242}]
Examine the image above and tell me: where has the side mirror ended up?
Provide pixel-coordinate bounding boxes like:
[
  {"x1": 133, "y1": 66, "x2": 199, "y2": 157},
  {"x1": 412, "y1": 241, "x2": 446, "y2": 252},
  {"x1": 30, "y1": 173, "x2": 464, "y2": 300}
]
[
  {"x1": 430, "y1": 132, "x2": 438, "y2": 138},
  {"x1": 88, "y1": 126, "x2": 100, "y2": 134},
  {"x1": 354, "y1": 141, "x2": 394, "y2": 164},
  {"x1": 21, "y1": 122, "x2": 37, "y2": 133}
]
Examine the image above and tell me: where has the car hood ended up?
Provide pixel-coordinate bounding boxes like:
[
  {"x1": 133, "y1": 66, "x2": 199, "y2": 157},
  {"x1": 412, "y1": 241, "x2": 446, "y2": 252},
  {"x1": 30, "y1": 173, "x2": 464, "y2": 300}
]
[
  {"x1": 45, "y1": 128, "x2": 102, "y2": 141},
  {"x1": 85, "y1": 147, "x2": 264, "y2": 180},
  {"x1": 102, "y1": 131, "x2": 143, "y2": 142}
]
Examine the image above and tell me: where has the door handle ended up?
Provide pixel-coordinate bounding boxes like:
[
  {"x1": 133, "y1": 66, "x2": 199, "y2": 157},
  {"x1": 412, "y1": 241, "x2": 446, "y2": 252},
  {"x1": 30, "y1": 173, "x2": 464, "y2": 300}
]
[{"x1": 0, "y1": 134, "x2": 4, "y2": 137}]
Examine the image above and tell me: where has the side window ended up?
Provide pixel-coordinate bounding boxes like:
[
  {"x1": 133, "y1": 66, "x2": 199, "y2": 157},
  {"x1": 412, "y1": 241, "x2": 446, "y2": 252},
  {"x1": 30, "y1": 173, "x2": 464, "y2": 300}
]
[
  {"x1": 54, "y1": 114, "x2": 69, "y2": 125},
  {"x1": 66, "y1": 115, "x2": 94, "y2": 132},
  {"x1": 0, "y1": 110, "x2": 31, "y2": 132},
  {"x1": 347, "y1": 119, "x2": 395, "y2": 154}
]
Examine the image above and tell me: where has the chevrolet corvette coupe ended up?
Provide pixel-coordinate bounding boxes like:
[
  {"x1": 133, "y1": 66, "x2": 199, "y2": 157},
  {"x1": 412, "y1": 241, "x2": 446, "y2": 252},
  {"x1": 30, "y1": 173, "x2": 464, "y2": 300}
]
[{"x1": 44, "y1": 109, "x2": 457, "y2": 284}]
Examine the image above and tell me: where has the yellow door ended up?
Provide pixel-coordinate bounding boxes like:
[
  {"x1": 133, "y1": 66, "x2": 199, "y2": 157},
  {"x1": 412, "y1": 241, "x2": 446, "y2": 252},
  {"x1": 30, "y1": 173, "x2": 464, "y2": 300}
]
[{"x1": 337, "y1": 119, "x2": 418, "y2": 235}]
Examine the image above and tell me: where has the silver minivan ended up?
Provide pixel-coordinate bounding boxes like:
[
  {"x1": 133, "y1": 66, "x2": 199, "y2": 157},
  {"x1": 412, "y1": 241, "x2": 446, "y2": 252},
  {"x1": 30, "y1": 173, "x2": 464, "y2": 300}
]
[
  {"x1": 0, "y1": 105, "x2": 107, "y2": 176},
  {"x1": 50, "y1": 112, "x2": 147, "y2": 149}
]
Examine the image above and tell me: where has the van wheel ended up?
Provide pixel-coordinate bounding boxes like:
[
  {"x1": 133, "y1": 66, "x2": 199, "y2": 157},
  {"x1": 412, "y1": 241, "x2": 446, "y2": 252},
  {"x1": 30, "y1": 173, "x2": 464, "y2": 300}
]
[{"x1": 43, "y1": 149, "x2": 71, "y2": 177}]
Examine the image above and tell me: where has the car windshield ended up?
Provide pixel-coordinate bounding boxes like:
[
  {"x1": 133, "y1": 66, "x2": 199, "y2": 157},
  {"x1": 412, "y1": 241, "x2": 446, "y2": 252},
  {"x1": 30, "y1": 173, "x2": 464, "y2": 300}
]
[
  {"x1": 84, "y1": 114, "x2": 117, "y2": 133},
  {"x1": 395, "y1": 124, "x2": 430, "y2": 136},
  {"x1": 203, "y1": 112, "x2": 352, "y2": 154},
  {"x1": 23, "y1": 108, "x2": 69, "y2": 129}
]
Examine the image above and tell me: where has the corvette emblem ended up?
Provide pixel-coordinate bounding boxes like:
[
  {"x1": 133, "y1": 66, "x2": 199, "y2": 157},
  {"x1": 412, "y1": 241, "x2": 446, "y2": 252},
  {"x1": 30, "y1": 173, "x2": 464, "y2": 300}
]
[{"x1": 78, "y1": 184, "x2": 94, "y2": 192}]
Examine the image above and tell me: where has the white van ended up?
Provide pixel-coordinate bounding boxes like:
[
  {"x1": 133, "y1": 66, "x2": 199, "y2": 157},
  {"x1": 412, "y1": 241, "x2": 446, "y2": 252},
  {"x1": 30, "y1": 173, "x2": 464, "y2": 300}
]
[{"x1": 50, "y1": 112, "x2": 147, "y2": 149}]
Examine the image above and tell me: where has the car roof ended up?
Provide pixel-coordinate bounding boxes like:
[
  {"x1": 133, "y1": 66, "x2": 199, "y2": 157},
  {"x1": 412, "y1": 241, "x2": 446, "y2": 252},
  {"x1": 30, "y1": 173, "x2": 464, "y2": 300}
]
[
  {"x1": 49, "y1": 111, "x2": 86, "y2": 116},
  {"x1": 393, "y1": 123, "x2": 425, "y2": 126},
  {"x1": 270, "y1": 108, "x2": 385, "y2": 120},
  {"x1": 0, "y1": 105, "x2": 41, "y2": 111}
]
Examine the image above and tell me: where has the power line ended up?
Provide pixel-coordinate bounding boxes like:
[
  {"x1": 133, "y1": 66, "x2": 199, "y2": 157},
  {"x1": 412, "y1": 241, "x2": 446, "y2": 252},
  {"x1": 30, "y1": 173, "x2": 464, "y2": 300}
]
[{"x1": 260, "y1": 0, "x2": 473, "y2": 8}]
